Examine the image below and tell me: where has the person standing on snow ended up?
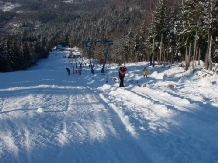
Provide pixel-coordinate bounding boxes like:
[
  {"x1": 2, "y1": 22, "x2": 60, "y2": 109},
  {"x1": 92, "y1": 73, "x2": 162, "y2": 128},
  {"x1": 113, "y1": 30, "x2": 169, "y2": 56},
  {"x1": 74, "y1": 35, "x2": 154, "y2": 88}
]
[
  {"x1": 143, "y1": 67, "x2": 147, "y2": 77},
  {"x1": 119, "y1": 63, "x2": 127, "y2": 87},
  {"x1": 66, "y1": 67, "x2": 70, "y2": 75}
]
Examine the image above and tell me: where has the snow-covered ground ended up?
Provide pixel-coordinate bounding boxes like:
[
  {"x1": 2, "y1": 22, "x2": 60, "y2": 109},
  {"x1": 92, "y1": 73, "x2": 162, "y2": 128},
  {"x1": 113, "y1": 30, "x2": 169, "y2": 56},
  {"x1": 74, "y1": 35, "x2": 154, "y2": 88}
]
[
  {"x1": 0, "y1": 1, "x2": 20, "y2": 12},
  {"x1": 0, "y1": 49, "x2": 218, "y2": 163}
]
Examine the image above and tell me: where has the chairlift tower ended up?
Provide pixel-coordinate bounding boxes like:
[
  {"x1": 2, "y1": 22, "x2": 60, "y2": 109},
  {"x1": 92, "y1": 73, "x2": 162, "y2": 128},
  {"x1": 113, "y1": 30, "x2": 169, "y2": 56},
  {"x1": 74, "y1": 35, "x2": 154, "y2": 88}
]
[{"x1": 82, "y1": 39, "x2": 113, "y2": 74}]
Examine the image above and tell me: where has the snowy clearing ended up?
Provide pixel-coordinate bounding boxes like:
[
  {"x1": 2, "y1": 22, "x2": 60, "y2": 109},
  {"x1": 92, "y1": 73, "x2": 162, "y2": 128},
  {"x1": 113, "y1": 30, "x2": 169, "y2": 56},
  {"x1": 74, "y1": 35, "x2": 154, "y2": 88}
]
[{"x1": 0, "y1": 49, "x2": 218, "y2": 163}]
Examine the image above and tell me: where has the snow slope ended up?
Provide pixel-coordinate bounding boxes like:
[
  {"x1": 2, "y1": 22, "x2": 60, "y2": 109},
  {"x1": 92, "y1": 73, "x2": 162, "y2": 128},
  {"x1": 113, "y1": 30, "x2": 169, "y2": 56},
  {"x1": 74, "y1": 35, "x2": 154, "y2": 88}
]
[{"x1": 0, "y1": 49, "x2": 218, "y2": 163}]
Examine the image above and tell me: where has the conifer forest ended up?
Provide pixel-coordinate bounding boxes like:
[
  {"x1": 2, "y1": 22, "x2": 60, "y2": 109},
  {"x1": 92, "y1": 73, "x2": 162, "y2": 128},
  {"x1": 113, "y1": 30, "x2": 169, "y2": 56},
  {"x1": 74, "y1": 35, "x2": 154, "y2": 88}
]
[{"x1": 0, "y1": 0, "x2": 217, "y2": 72}]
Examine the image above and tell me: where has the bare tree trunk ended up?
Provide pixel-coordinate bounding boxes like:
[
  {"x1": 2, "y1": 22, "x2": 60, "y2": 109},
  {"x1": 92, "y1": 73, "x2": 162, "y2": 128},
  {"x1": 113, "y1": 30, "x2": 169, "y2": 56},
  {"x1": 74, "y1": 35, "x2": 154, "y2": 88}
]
[
  {"x1": 152, "y1": 37, "x2": 155, "y2": 67},
  {"x1": 205, "y1": 32, "x2": 212, "y2": 70},
  {"x1": 163, "y1": 44, "x2": 166, "y2": 63},
  {"x1": 198, "y1": 47, "x2": 201, "y2": 65},
  {"x1": 194, "y1": 45, "x2": 198, "y2": 67},
  {"x1": 185, "y1": 42, "x2": 189, "y2": 71},
  {"x1": 208, "y1": 34, "x2": 213, "y2": 70},
  {"x1": 159, "y1": 34, "x2": 163, "y2": 65},
  {"x1": 189, "y1": 42, "x2": 192, "y2": 68},
  {"x1": 166, "y1": 45, "x2": 169, "y2": 63},
  {"x1": 208, "y1": 0, "x2": 213, "y2": 71},
  {"x1": 206, "y1": 1, "x2": 214, "y2": 70},
  {"x1": 205, "y1": 39, "x2": 209, "y2": 69},
  {"x1": 193, "y1": 30, "x2": 198, "y2": 69},
  {"x1": 170, "y1": 50, "x2": 174, "y2": 63}
]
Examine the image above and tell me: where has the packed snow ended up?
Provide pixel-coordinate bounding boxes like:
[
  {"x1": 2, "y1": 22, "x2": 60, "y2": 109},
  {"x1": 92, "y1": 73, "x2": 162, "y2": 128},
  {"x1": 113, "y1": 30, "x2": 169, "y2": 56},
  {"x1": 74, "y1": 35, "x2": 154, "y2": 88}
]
[{"x1": 0, "y1": 49, "x2": 218, "y2": 163}]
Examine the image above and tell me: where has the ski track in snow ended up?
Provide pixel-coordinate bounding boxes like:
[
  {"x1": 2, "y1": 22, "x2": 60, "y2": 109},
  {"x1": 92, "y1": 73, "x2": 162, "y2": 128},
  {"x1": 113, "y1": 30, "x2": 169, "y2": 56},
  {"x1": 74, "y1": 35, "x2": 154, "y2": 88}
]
[
  {"x1": 0, "y1": 80, "x2": 150, "y2": 163},
  {"x1": 97, "y1": 81, "x2": 218, "y2": 163},
  {"x1": 0, "y1": 51, "x2": 218, "y2": 163}
]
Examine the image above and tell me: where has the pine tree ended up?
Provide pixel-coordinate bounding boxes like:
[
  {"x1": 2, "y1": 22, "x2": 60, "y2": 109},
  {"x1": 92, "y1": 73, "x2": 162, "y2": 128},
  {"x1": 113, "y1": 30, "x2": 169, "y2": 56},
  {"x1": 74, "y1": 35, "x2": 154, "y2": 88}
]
[
  {"x1": 200, "y1": 0, "x2": 218, "y2": 70},
  {"x1": 148, "y1": 0, "x2": 172, "y2": 65},
  {"x1": 178, "y1": 0, "x2": 203, "y2": 70}
]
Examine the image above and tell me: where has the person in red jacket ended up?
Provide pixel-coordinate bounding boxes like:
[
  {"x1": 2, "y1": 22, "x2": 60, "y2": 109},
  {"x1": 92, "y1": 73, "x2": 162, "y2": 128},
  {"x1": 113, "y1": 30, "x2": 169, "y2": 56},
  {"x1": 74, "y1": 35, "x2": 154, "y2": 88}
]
[{"x1": 119, "y1": 64, "x2": 127, "y2": 87}]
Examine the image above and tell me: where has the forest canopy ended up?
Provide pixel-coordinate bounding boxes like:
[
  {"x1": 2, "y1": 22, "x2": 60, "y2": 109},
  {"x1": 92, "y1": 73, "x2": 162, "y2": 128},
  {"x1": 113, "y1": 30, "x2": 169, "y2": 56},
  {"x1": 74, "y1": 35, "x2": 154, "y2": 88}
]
[{"x1": 0, "y1": 0, "x2": 217, "y2": 72}]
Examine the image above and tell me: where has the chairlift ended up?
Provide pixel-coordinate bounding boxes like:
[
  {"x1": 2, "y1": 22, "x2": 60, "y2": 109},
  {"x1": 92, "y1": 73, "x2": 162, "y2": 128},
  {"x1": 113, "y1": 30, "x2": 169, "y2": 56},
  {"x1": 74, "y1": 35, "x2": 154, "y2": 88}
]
[{"x1": 82, "y1": 39, "x2": 113, "y2": 74}]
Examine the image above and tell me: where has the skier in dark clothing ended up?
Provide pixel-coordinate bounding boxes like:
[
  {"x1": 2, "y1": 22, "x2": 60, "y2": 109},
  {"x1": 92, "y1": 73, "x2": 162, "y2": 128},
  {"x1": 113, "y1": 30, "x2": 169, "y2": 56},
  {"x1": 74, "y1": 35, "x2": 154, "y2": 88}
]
[
  {"x1": 66, "y1": 68, "x2": 70, "y2": 75},
  {"x1": 119, "y1": 64, "x2": 127, "y2": 87}
]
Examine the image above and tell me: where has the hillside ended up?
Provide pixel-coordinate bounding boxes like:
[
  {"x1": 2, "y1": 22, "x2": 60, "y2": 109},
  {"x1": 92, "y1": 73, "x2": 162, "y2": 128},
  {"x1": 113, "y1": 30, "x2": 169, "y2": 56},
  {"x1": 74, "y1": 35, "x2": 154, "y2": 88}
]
[
  {"x1": 0, "y1": 0, "x2": 161, "y2": 72},
  {"x1": 0, "y1": 47, "x2": 218, "y2": 163}
]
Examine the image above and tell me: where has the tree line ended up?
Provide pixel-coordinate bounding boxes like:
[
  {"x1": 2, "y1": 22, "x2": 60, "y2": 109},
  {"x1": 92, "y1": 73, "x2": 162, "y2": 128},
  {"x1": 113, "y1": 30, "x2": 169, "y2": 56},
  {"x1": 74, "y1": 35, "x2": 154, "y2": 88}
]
[
  {"x1": 147, "y1": 0, "x2": 218, "y2": 71},
  {"x1": 0, "y1": 0, "x2": 217, "y2": 72}
]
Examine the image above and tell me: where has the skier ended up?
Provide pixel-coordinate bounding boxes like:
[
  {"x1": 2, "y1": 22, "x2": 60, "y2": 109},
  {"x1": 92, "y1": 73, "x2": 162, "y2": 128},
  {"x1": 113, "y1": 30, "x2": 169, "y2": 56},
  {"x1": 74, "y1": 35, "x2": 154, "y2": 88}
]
[
  {"x1": 66, "y1": 68, "x2": 70, "y2": 75},
  {"x1": 143, "y1": 67, "x2": 147, "y2": 77},
  {"x1": 119, "y1": 64, "x2": 127, "y2": 87}
]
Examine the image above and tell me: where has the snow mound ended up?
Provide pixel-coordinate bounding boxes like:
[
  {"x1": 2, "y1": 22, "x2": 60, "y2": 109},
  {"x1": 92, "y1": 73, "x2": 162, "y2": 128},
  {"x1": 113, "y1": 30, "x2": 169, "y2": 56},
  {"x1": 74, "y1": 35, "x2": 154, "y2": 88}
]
[
  {"x1": 156, "y1": 73, "x2": 166, "y2": 80},
  {"x1": 150, "y1": 71, "x2": 166, "y2": 80},
  {"x1": 150, "y1": 71, "x2": 158, "y2": 78},
  {"x1": 37, "y1": 107, "x2": 43, "y2": 113},
  {"x1": 178, "y1": 76, "x2": 191, "y2": 84},
  {"x1": 196, "y1": 78, "x2": 212, "y2": 87}
]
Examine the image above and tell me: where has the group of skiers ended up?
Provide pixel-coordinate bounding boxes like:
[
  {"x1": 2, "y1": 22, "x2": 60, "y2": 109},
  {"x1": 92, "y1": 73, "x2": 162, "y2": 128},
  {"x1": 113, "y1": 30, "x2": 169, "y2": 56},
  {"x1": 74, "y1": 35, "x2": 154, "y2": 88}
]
[
  {"x1": 66, "y1": 62, "x2": 148, "y2": 87},
  {"x1": 118, "y1": 64, "x2": 147, "y2": 87}
]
